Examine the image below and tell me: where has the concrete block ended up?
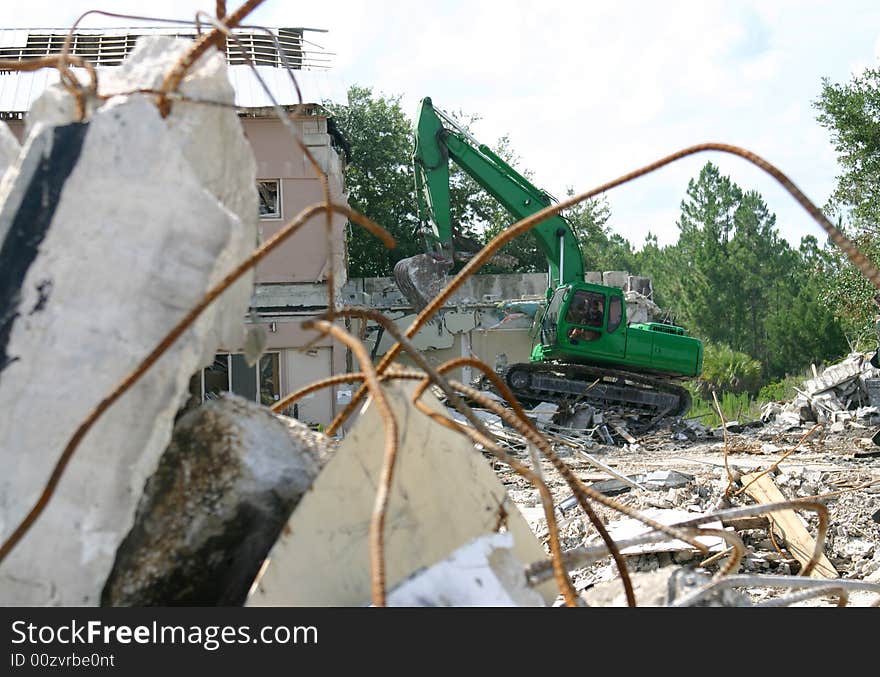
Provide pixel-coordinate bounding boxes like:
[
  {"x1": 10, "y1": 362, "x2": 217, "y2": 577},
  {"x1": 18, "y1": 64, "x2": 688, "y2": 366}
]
[
  {"x1": 803, "y1": 357, "x2": 864, "y2": 395},
  {"x1": 627, "y1": 275, "x2": 652, "y2": 297},
  {"x1": 602, "y1": 270, "x2": 629, "y2": 289},
  {"x1": 246, "y1": 381, "x2": 555, "y2": 606},
  {"x1": 592, "y1": 508, "x2": 726, "y2": 555},
  {"x1": 102, "y1": 395, "x2": 325, "y2": 606}
]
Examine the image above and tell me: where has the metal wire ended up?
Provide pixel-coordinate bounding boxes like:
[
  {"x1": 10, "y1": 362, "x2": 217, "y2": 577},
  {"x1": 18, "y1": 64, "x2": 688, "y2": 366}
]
[
  {"x1": 269, "y1": 361, "x2": 582, "y2": 605},
  {"x1": 156, "y1": 0, "x2": 266, "y2": 117},
  {"x1": 192, "y1": 13, "x2": 335, "y2": 313},
  {"x1": 321, "y1": 308, "x2": 579, "y2": 606},
  {"x1": 733, "y1": 423, "x2": 822, "y2": 497},
  {"x1": 711, "y1": 391, "x2": 735, "y2": 498},
  {"x1": 0, "y1": 55, "x2": 97, "y2": 121},
  {"x1": 526, "y1": 499, "x2": 831, "y2": 584},
  {"x1": 755, "y1": 586, "x2": 849, "y2": 607},
  {"x1": 0, "y1": 203, "x2": 392, "y2": 567},
  {"x1": 670, "y1": 574, "x2": 880, "y2": 607},
  {"x1": 328, "y1": 142, "x2": 880, "y2": 436},
  {"x1": 300, "y1": 320, "x2": 398, "y2": 608},
  {"x1": 4, "y1": 14, "x2": 876, "y2": 605}
]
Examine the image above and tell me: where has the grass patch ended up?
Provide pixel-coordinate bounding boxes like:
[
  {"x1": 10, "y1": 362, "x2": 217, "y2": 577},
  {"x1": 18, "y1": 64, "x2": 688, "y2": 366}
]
[{"x1": 685, "y1": 387, "x2": 761, "y2": 427}]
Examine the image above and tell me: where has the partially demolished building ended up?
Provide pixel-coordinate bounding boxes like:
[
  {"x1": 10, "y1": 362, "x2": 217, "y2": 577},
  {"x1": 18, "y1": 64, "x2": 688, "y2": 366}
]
[{"x1": 0, "y1": 25, "x2": 348, "y2": 427}]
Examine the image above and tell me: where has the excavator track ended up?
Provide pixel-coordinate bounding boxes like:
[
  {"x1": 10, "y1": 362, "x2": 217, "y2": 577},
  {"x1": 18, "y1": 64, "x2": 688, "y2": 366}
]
[{"x1": 503, "y1": 361, "x2": 692, "y2": 420}]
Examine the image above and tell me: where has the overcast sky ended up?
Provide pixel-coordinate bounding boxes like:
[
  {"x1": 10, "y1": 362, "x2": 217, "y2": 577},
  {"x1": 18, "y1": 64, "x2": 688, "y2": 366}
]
[{"x1": 3, "y1": 1, "x2": 879, "y2": 250}]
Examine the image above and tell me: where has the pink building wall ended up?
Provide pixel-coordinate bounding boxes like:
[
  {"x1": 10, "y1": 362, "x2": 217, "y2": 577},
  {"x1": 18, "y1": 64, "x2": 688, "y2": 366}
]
[
  {"x1": 242, "y1": 116, "x2": 348, "y2": 285},
  {"x1": 6, "y1": 115, "x2": 349, "y2": 288}
]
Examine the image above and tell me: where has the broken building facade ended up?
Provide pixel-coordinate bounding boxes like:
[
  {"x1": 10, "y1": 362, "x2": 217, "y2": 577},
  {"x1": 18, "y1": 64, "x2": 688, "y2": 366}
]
[{"x1": 0, "y1": 25, "x2": 348, "y2": 427}]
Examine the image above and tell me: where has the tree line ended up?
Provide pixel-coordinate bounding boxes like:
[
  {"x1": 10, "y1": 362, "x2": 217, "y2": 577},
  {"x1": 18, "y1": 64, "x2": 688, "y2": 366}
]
[{"x1": 326, "y1": 68, "x2": 880, "y2": 391}]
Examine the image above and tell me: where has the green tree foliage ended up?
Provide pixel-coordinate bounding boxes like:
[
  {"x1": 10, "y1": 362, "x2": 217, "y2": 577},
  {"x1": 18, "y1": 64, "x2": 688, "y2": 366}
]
[
  {"x1": 815, "y1": 68, "x2": 880, "y2": 224},
  {"x1": 324, "y1": 86, "x2": 419, "y2": 277},
  {"x1": 327, "y1": 86, "x2": 633, "y2": 278},
  {"x1": 813, "y1": 68, "x2": 880, "y2": 346},
  {"x1": 565, "y1": 193, "x2": 637, "y2": 273},
  {"x1": 637, "y1": 162, "x2": 847, "y2": 379},
  {"x1": 697, "y1": 342, "x2": 763, "y2": 396}
]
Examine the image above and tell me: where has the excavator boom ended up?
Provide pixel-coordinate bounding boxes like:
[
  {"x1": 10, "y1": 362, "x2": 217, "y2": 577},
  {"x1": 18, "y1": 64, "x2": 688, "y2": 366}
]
[{"x1": 394, "y1": 97, "x2": 585, "y2": 308}]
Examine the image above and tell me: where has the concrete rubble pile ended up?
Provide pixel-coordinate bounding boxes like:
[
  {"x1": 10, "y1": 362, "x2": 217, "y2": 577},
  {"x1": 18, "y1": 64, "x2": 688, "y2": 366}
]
[{"x1": 761, "y1": 352, "x2": 880, "y2": 431}]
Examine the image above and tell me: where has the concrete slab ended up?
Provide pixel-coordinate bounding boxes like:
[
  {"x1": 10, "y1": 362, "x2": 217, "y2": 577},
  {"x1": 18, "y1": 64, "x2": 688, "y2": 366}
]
[{"x1": 247, "y1": 380, "x2": 555, "y2": 606}]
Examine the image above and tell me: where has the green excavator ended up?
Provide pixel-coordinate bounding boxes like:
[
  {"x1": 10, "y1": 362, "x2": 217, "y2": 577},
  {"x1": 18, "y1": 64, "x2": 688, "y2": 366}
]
[{"x1": 393, "y1": 97, "x2": 703, "y2": 420}]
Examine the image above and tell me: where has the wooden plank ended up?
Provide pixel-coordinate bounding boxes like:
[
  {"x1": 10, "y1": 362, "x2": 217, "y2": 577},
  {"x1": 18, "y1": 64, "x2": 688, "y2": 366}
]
[
  {"x1": 741, "y1": 472, "x2": 838, "y2": 579},
  {"x1": 721, "y1": 515, "x2": 771, "y2": 531},
  {"x1": 609, "y1": 421, "x2": 637, "y2": 444}
]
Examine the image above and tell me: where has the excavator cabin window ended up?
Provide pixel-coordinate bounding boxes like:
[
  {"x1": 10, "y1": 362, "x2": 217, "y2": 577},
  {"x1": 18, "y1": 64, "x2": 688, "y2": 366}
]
[{"x1": 565, "y1": 290, "x2": 604, "y2": 342}]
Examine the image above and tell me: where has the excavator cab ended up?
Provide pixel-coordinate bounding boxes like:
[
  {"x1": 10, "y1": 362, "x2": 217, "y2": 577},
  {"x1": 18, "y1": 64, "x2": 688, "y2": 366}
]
[{"x1": 533, "y1": 284, "x2": 628, "y2": 366}]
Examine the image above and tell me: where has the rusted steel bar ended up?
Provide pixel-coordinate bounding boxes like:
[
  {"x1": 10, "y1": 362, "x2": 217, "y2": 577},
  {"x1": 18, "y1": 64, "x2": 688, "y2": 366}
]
[
  {"x1": 0, "y1": 203, "x2": 392, "y2": 568},
  {"x1": 156, "y1": 0, "x2": 267, "y2": 117},
  {"x1": 300, "y1": 320, "x2": 398, "y2": 607},
  {"x1": 328, "y1": 143, "x2": 880, "y2": 436}
]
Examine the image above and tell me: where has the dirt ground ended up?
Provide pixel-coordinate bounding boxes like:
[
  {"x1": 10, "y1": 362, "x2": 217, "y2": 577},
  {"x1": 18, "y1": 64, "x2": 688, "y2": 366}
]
[{"x1": 491, "y1": 418, "x2": 880, "y2": 606}]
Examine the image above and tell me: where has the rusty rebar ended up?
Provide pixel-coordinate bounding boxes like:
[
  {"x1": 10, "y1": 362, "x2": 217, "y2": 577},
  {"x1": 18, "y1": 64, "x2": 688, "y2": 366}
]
[
  {"x1": 711, "y1": 391, "x2": 735, "y2": 498},
  {"x1": 323, "y1": 308, "x2": 579, "y2": 606},
  {"x1": 301, "y1": 320, "x2": 398, "y2": 607},
  {"x1": 0, "y1": 203, "x2": 392, "y2": 568},
  {"x1": 527, "y1": 499, "x2": 831, "y2": 583},
  {"x1": 698, "y1": 528, "x2": 745, "y2": 579},
  {"x1": 0, "y1": 56, "x2": 97, "y2": 121},
  {"x1": 733, "y1": 423, "x2": 823, "y2": 497},
  {"x1": 157, "y1": 0, "x2": 266, "y2": 117},
  {"x1": 414, "y1": 377, "x2": 718, "y2": 607},
  {"x1": 272, "y1": 372, "x2": 367, "y2": 413},
  {"x1": 670, "y1": 574, "x2": 880, "y2": 607},
  {"x1": 756, "y1": 586, "x2": 849, "y2": 607},
  {"x1": 329, "y1": 142, "x2": 880, "y2": 436},
  {"x1": 193, "y1": 12, "x2": 336, "y2": 314},
  {"x1": 409, "y1": 397, "x2": 580, "y2": 606}
]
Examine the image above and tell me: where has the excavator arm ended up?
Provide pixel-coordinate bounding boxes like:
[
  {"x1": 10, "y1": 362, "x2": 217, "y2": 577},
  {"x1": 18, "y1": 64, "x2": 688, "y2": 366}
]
[{"x1": 395, "y1": 97, "x2": 585, "y2": 308}]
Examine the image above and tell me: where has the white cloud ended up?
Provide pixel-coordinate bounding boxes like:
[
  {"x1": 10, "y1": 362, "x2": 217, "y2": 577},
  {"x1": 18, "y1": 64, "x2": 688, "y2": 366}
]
[{"x1": 3, "y1": 0, "x2": 880, "y2": 253}]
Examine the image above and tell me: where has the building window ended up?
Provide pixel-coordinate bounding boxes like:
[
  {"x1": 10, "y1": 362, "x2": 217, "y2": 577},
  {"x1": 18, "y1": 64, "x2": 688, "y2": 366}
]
[
  {"x1": 258, "y1": 180, "x2": 281, "y2": 219},
  {"x1": 196, "y1": 352, "x2": 281, "y2": 404}
]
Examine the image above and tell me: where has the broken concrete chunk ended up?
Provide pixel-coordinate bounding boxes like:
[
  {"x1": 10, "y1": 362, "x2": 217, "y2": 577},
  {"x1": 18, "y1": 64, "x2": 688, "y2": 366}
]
[
  {"x1": 0, "y1": 44, "x2": 257, "y2": 606},
  {"x1": 247, "y1": 381, "x2": 556, "y2": 606},
  {"x1": 591, "y1": 508, "x2": 726, "y2": 555},
  {"x1": 528, "y1": 401, "x2": 558, "y2": 425},
  {"x1": 761, "y1": 402, "x2": 783, "y2": 422},
  {"x1": 829, "y1": 420, "x2": 846, "y2": 434},
  {"x1": 386, "y1": 533, "x2": 544, "y2": 607},
  {"x1": 623, "y1": 290, "x2": 660, "y2": 324},
  {"x1": 554, "y1": 403, "x2": 595, "y2": 429},
  {"x1": 803, "y1": 356, "x2": 865, "y2": 395},
  {"x1": 102, "y1": 396, "x2": 325, "y2": 606},
  {"x1": 643, "y1": 470, "x2": 694, "y2": 490}
]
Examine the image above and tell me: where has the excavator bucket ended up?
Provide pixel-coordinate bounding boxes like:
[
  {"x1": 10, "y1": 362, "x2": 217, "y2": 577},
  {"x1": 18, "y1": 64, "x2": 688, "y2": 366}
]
[{"x1": 393, "y1": 254, "x2": 453, "y2": 312}]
